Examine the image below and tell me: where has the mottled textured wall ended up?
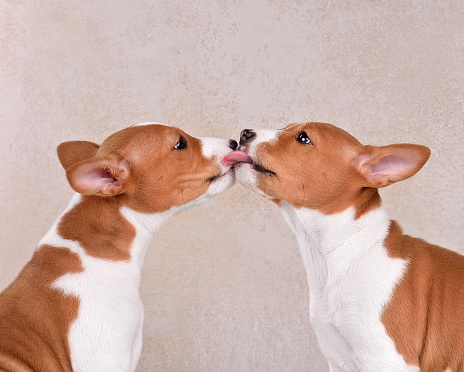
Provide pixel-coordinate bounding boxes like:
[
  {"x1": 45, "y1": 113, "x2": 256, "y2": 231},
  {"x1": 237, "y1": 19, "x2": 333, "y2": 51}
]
[{"x1": 0, "y1": 1, "x2": 463, "y2": 371}]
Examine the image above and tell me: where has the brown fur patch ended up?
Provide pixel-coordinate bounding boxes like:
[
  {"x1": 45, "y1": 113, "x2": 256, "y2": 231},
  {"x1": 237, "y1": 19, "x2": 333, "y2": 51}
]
[
  {"x1": 254, "y1": 122, "x2": 382, "y2": 218},
  {"x1": 382, "y1": 221, "x2": 464, "y2": 371},
  {"x1": 57, "y1": 141, "x2": 100, "y2": 170},
  {"x1": 93, "y1": 125, "x2": 222, "y2": 213},
  {"x1": 58, "y1": 196, "x2": 135, "y2": 261},
  {"x1": 57, "y1": 124, "x2": 224, "y2": 260},
  {"x1": 0, "y1": 245, "x2": 83, "y2": 371}
]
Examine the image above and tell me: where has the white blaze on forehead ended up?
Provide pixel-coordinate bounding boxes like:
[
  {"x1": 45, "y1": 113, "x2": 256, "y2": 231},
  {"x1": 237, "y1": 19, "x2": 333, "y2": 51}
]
[
  {"x1": 253, "y1": 128, "x2": 281, "y2": 142},
  {"x1": 246, "y1": 128, "x2": 281, "y2": 158},
  {"x1": 199, "y1": 137, "x2": 230, "y2": 159}
]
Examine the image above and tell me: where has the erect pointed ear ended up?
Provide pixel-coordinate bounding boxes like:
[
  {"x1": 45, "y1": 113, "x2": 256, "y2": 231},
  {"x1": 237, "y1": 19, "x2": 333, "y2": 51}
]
[
  {"x1": 353, "y1": 144, "x2": 431, "y2": 188},
  {"x1": 66, "y1": 153, "x2": 131, "y2": 196},
  {"x1": 57, "y1": 141, "x2": 100, "y2": 170}
]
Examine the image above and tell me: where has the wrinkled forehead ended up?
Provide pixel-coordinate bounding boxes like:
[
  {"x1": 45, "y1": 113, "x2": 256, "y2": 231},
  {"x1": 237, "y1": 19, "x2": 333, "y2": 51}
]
[
  {"x1": 280, "y1": 122, "x2": 362, "y2": 146},
  {"x1": 97, "y1": 124, "x2": 191, "y2": 157}
]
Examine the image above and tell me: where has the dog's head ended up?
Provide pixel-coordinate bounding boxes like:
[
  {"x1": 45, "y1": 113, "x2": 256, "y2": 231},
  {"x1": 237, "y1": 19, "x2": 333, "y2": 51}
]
[
  {"x1": 225, "y1": 122, "x2": 430, "y2": 217},
  {"x1": 57, "y1": 123, "x2": 238, "y2": 214}
]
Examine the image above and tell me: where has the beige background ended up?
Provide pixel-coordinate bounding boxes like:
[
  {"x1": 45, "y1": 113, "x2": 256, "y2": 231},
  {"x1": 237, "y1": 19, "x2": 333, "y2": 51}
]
[{"x1": 1, "y1": 1, "x2": 463, "y2": 371}]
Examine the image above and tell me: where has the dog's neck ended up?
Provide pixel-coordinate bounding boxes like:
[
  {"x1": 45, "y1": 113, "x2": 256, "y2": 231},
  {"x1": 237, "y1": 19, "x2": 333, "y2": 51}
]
[
  {"x1": 279, "y1": 200, "x2": 392, "y2": 287},
  {"x1": 120, "y1": 204, "x2": 173, "y2": 267},
  {"x1": 39, "y1": 194, "x2": 176, "y2": 277}
]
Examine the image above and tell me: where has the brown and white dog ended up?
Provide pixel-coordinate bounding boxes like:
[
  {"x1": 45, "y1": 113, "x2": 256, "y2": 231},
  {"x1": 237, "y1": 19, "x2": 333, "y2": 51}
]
[
  {"x1": 0, "y1": 123, "x2": 238, "y2": 372},
  {"x1": 224, "y1": 122, "x2": 464, "y2": 372}
]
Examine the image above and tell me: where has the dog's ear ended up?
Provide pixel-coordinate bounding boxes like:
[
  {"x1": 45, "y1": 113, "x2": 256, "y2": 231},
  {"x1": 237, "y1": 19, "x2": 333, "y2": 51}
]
[
  {"x1": 66, "y1": 153, "x2": 131, "y2": 196},
  {"x1": 57, "y1": 141, "x2": 100, "y2": 170},
  {"x1": 353, "y1": 144, "x2": 431, "y2": 188}
]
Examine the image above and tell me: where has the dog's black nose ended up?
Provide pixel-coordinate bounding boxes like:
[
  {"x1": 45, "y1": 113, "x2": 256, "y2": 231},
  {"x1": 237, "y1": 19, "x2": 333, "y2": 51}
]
[
  {"x1": 228, "y1": 139, "x2": 238, "y2": 150},
  {"x1": 239, "y1": 129, "x2": 256, "y2": 145}
]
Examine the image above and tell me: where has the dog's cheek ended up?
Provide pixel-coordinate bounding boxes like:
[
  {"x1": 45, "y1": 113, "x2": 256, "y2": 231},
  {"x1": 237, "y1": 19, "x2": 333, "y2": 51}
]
[
  {"x1": 257, "y1": 174, "x2": 281, "y2": 199},
  {"x1": 178, "y1": 179, "x2": 211, "y2": 204}
]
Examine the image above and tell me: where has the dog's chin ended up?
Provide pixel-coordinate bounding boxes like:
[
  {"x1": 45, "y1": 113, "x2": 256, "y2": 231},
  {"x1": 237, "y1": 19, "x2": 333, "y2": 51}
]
[
  {"x1": 234, "y1": 163, "x2": 256, "y2": 187},
  {"x1": 205, "y1": 169, "x2": 236, "y2": 197},
  {"x1": 234, "y1": 163, "x2": 273, "y2": 199},
  {"x1": 173, "y1": 171, "x2": 235, "y2": 214}
]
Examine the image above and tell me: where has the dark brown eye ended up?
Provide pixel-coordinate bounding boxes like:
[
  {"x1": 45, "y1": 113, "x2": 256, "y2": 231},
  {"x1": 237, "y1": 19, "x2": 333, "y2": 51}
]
[
  {"x1": 174, "y1": 136, "x2": 187, "y2": 150},
  {"x1": 296, "y1": 131, "x2": 311, "y2": 144}
]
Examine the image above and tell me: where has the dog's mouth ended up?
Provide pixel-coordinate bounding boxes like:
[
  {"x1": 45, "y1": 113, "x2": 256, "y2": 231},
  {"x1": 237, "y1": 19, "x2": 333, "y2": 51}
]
[
  {"x1": 207, "y1": 173, "x2": 223, "y2": 183},
  {"x1": 252, "y1": 162, "x2": 276, "y2": 176},
  {"x1": 223, "y1": 151, "x2": 276, "y2": 177},
  {"x1": 206, "y1": 165, "x2": 234, "y2": 183}
]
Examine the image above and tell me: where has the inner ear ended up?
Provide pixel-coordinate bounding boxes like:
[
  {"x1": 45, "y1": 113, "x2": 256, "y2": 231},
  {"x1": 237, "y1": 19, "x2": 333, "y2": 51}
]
[
  {"x1": 57, "y1": 141, "x2": 100, "y2": 170},
  {"x1": 80, "y1": 167, "x2": 122, "y2": 188},
  {"x1": 354, "y1": 144, "x2": 431, "y2": 188},
  {"x1": 66, "y1": 154, "x2": 131, "y2": 196}
]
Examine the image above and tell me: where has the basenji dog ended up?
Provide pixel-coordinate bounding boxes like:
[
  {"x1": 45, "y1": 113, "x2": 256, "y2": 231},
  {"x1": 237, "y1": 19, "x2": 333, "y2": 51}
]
[
  {"x1": 224, "y1": 122, "x2": 464, "y2": 372},
  {"x1": 0, "y1": 123, "x2": 238, "y2": 372}
]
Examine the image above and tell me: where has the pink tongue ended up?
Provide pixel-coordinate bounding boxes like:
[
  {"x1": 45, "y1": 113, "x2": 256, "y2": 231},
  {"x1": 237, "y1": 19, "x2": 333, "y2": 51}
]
[{"x1": 223, "y1": 151, "x2": 253, "y2": 167}]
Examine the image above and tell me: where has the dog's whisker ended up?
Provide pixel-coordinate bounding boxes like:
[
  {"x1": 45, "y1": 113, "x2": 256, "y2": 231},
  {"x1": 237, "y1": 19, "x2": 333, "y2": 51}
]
[
  {"x1": 274, "y1": 116, "x2": 289, "y2": 127},
  {"x1": 288, "y1": 107, "x2": 294, "y2": 124},
  {"x1": 181, "y1": 185, "x2": 188, "y2": 213},
  {"x1": 200, "y1": 202, "x2": 209, "y2": 226}
]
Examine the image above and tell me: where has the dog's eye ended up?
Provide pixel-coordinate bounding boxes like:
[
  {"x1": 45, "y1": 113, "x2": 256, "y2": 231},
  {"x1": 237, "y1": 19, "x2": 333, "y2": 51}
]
[
  {"x1": 296, "y1": 131, "x2": 311, "y2": 145},
  {"x1": 174, "y1": 136, "x2": 187, "y2": 150}
]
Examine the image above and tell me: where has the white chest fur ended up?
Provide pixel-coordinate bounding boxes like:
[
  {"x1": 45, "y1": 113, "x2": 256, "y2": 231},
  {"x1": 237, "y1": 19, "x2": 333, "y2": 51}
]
[
  {"x1": 280, "y1": 202, "x2": 415, "y2": 371},
  {"x1": 35, "y1": 172, "x2": 228, "y2": 372},
  {"x1": 53, "y1": 249, "x2": 145, "y2": 372},
  {"x1": 38, "y1": 196, "x2": 167, "y2": 372}
]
